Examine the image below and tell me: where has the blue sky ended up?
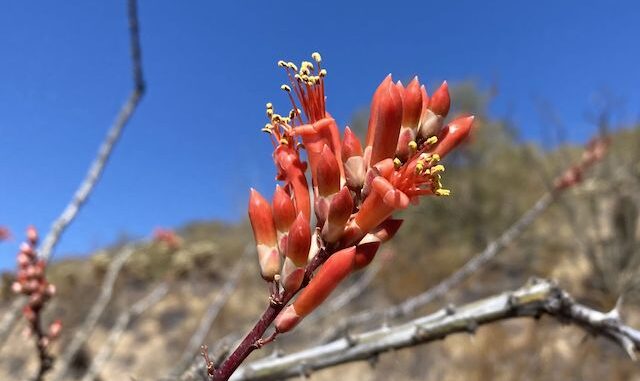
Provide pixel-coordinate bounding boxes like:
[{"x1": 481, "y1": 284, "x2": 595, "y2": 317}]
[{"x1": 1, "y1": 1, "x2": 639, "y2": 269}]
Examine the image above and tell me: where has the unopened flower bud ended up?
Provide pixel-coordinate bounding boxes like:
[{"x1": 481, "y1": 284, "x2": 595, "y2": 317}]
[
  {"x1": 316, "y1": 145, "x2": 341, "y2": 197},
  {"x1": 248, "y1": 189, "x2": 280, "y2": 281}
]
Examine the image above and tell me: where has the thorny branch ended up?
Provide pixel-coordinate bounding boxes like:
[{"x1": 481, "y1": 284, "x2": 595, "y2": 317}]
[
  {"x1": 50, "y1": 245, "x2": 136, "y2": 381},
  {"x1": 0, "y1": 0, "x2": 146, "y2": 349},
  {"x1": 170, "y1": 247, "x2": 251, "y2": 377},
  {"x1": 225, "y1": 278, "x2": 640, "y2": 381},
  {"x1": 80, "y1": 283, "x2": 169, "y2": 381}
]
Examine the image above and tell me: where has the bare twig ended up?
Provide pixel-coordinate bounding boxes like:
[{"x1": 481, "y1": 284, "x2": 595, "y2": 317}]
[
  {"x1": 228, "y1": 278, "x2": 639, "y2": 381},
  {"x1": 169, "y1": 247, "x2": 251, "y2": 377},
  {"x1": 320, "y1": 191, "x2": 555, "y2": 342},
  {"x1": 50, "y1": 245, "x2": 136, "y2": 381},
  {"x1": 40, "y1": 0, "x2": 145, "y2": 262},
  {"x1": 80, "y1": 283, "x2": 169, "y2": 381},
  {"x1": 0, "y1": 0, "x2": 146, "y2": 349}
]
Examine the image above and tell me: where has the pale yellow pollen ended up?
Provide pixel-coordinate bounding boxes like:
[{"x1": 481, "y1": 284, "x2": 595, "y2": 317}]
[
  {"x1": 431, "y1": 164, "x2": 445, "y2": 174},
  {"x1": 279, "y1": 138, "x2": 289, "y2": 145},
  {"x1": 287, "y1": 62, "x2": 298, "y2": 71},
  {"x1": 415, "y1": 162, "x2": 424, "y2": 173},
  {"x1": 281, "y1": 85, "x2": 291, "y2": 92},
  {"x1": 277, "y1": 60, "x2": 286, "y2": 67},
  {"x1": 393, "y1": 158, "x2": 402, "y2": 168},
  {"x1": 319, "y1": 69, "x2": 327, "y2": 77},
  {"x1": 266, "y1": 102, "x2": 273, "y2": 109},
  {"x1": 311, "y1": 52, "x2": 322, "y2": 62},
  {"x1": 426, "y1": 136, "x2": 438, "y2": 145},
  {"x1": 435, "y1": 189, "x2": 451, "y2": 196},
  {"x1": 408, "y1": 141, "x2": 418, "y2": 150}
]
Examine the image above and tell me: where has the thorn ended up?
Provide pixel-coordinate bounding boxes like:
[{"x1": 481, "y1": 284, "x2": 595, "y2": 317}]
[
  {"x1": 466, "y1": 320, "x2": 478, "y2": 334},
  {"x1": 620, "y1": 336, "x2": 637, "y2": 361},
  {"x1": 299, "y1": 362, "x2": 312, "y2": 378},
  {"x1": 507, "y1": 294, "x2": 518, "y2": 309},
  {"x1": 344, "y1": 330, "x2": 358, "y2": 347},
  {"x1": 445, "y1": 303, "x2": 456, "y2": 315},
  {"x1": 413, "y1": 325, "x2": 428, "y2": 341},
  {"x1": 368, "y1": 353, "x2": 379, "y2": 369}
]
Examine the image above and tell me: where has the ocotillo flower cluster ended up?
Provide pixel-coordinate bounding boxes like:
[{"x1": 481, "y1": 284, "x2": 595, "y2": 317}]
[
  {"x1": 12, "y1": 226, "x2": 61, "y2": 374},
  {"x1": 248, "y1": 53, "x2": 474, "y2": 334}
]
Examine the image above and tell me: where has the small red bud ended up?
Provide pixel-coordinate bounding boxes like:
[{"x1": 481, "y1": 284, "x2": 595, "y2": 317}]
[
  {"x1": 429, "y1": 81, "x2": 450, "y2": 117},
  {"x1": 316, "y1": 145, "x2": 341, "y2": 197},
  {"x1": 286, "y1": 213, "x2": 311, "y2": 267},
  {"x1": 273, "y1": 185, "x2": 297, "y2": 233},
  {"x1": 402, "y1": 77, "x2": 423, "y2": 128}
]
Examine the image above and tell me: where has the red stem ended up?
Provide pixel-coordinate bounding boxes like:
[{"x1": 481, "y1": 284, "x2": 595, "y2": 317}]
[{"x1": 212, "y1": 248, "x2": 331, "y2": 381}]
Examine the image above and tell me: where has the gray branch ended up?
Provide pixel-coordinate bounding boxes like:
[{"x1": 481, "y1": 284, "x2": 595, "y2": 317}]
[
  {"x1": 80, "y1": 283, "x2": 169, "y2": 381},
  {"x1": 228, "y1": 278, "x2": 639, "y2": 381},
  {"x1": 40, "y1": 0, "x2": 145, "y2": 263},
  {"x1": 50, "y1": 245, "x2": 135, "y2": 381},
  {"x1": 0, "y1": 0, "x2": 146, "y2": 349},
  {"x1": 169, "y1": 247, "x2": 252, "y2": 377},
  {"x1": 320, "y1": 191, "x2": 555, "y2": 341}
]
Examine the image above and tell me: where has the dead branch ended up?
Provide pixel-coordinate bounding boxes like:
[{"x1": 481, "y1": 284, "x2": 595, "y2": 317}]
[
  {"x1": 169, "y1": 247, "x2": 251, "y2": 377},
  {"x1": 0, "y1": 0, "x2": 146, "y2": 349},
  {"x1": 228, "y1": 278, "x2": 639, "y2": 381},
  {"x1": 80, "y1": 283, "x2": 169, "y2": 381},
  {"x1": 50, "y1": 245, "x2": 136, "y2": 381}
]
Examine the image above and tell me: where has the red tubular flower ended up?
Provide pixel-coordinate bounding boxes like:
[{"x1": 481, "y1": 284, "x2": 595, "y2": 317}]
[
  {"x1": 273, "y1": 185, "x2": 297, "y2": 251},
  {"x1": 342, "y1": 127, "x2": 366, "y2": 189},
  {"x1": 396, "y1": 77, "x2": 423, "y2": 162},
  {"x1": 353, "y1": 241, "x2": 381, "y2": 271},
  {"x1": 275, "y1": 246, "x2": 357, "y2": 333},
  {"x1": 322, "y1": 186, "x2": 354, "y2": 243},
  {"x1": 367, "y1": 75, "x2": 404, "y2": 166},
  {"x1": 431, "y1": 115, "x2": 475, "y2": 159},
  {"x1": 260, "y1": 54, "x2": 475, "y2": 337},
  {"x1": 248, "y1": 189, "x2": 281, "y2": 281},
  {"x1": 273, "y1": 144, "x2": 311, "y2": 221},
  {"x1": 418, "y1": 81, "x2": 450, "y2": 140},
  {"x1": 294, "y1": 118, "x2": 345, "y2": 188},
  {"x1": 316, "y1": 145, "x2": 341, "y2": 197},
  {"x1": 286, "y1": 213, "x2": 311, "y2": 267}
]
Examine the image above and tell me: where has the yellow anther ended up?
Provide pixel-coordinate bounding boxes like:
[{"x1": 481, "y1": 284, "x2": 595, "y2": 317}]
[
  {"x1": 301, "y1": 75, "x2": 310, "y2": 82},
  {"x1": 408, "y1": 141, "x2": 418, "y2": 150},
  {"x1": 431, "y1": 164, "x2": 445, "y2": 174},
  {"x1": 319, "y1": 69, "x2": 327, "y2": 77},
  {"x1": 281, "y1": 85, "x2": 291, "y2": 92},
  {"x1": 272, "y1": 114, "x2": 282, "y2": 122},
  {"x1": 393, "y1": 158, "x2": 402, "y2": 167},
  {"x1": 426, "y1": 136, "x2": 438, "y2": 145},
  {"x1": 430, "y1": 154, "x2": 441, "y2": 163},
  {"x1": 415, "y1": 162, "x2": 424, "y2": 173},
  {"x1": 301, "y1": 69, "x2": 310, "y2": 76},
  {"x1": 435, "y1": 189, "x2": 451, "y2": 196},
  {"x1": 301, "y1": 61, "x2": 314, "y2": 70},
  {"x1": 287, "y1": 62, "x2": 298, "y2": 71},
  {"x1": 277, "y1": 60, "x2": 286, "y2": 67},
  {"x1": 266, "y1": 102, "x2": 273, "y2": 109},
  {"x1": 279, "y1": 138, "x2": 289, "y2": 145},
  {"x1": 288, "y1": 109, "x2": 296, "y2": 119},
  {"x1": 311, "y1": 52, "x2": 322, "y2": 62},
  {"x1": 294, "y1": 74, "x2": 302, "y2": 82}
]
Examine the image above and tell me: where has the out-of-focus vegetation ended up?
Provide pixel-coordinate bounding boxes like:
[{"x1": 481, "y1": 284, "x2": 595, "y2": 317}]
[{"x1": 1, "y1": 83, "x2": 639, "y2": 380}]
